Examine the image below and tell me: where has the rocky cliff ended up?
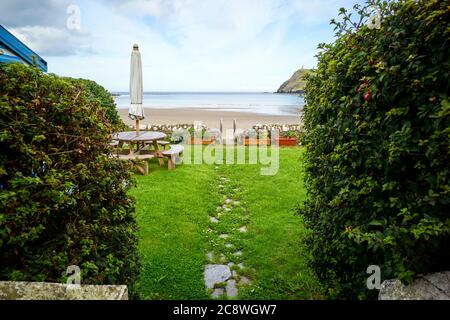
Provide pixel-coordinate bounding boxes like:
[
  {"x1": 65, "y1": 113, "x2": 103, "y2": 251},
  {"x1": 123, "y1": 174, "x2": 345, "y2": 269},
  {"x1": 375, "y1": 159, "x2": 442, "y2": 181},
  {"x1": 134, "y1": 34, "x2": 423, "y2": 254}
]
[{"x1": 277, "y1": 68, "x2": 313, "y2": 93}]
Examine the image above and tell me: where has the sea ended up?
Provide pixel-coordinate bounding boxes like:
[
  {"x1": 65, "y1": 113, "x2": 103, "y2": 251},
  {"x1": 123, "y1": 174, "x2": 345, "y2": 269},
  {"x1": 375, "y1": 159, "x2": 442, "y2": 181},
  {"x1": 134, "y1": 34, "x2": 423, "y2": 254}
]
[{"x1": 113, "y1": 92, "x2": 304, "y2": 116}]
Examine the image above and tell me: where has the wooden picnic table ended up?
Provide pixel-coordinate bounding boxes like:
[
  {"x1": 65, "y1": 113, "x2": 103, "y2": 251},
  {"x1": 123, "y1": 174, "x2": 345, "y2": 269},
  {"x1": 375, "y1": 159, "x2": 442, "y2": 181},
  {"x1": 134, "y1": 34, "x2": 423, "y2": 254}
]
[{"x1": 112, "y1": 131, "x2": 167, "y2": 166}]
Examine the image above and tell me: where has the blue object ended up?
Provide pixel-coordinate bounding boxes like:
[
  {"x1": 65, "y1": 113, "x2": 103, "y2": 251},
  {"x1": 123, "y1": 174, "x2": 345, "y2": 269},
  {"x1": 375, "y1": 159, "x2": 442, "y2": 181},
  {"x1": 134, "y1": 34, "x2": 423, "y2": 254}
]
[{"x1": 0, "y1": 25, "x2": 47, "y2": 72}]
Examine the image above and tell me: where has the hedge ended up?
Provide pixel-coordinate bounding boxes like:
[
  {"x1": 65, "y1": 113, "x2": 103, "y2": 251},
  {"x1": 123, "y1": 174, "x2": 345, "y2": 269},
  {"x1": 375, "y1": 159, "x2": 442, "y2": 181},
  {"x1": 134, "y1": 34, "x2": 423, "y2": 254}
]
[
  {"x1": 300, "y1": 0, "x2": 449, "y2": 299},
  {"x1": 63, "y1": 77, "x2": 124, "y2": 129},
  {"x1": 0, "y1": 63, "x2": 140, "y2": 293}
]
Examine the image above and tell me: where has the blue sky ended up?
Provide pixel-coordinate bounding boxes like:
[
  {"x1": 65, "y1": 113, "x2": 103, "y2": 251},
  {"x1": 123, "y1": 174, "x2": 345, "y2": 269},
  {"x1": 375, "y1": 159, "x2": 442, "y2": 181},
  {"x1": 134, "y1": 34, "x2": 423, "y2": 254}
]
[{"x1": 3, "y1": 0, "x2": 364, "y2": 92}]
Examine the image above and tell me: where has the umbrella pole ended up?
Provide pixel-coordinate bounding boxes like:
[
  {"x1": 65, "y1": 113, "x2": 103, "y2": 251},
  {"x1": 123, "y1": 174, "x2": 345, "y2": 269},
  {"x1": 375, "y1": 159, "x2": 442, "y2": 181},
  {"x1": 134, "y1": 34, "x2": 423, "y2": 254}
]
[{"x1": 136, "y1": 119, "x2": 140, "y2": 136}]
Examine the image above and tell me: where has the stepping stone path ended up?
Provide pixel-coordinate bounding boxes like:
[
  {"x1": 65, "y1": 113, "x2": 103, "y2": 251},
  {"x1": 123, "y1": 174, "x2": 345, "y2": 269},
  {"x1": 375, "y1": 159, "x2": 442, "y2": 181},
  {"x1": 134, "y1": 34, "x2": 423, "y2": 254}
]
[
  {"x1": 203, "y1": 170, "x2": 252, "y2": 299},
  {"x1": 204, "y1": 265, "x2": 232, "y2": 289},
  {"x1": 225, "y1": 280, "x2": 238, "y2": 297},
  {"x1": 239, "y1": 276, "x2": 251, "y2": 286},
  {"x1": 210, "y1": 217, "x2": 219, "y2": 223},
  {"x1": 207, "y1": 252, "x2": 214, "y2": 262},
  {"x1": 211, "y1": 288, "x2": 224, "y2": 298},
  {"x1": 239, "y1": 226, "x2": 247, "y2": 233}
]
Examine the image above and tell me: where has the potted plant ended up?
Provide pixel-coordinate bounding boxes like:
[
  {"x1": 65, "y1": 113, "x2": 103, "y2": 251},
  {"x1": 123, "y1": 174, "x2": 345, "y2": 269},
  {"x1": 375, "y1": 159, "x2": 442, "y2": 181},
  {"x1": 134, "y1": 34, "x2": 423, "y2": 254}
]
[
  {"x1": 243, "y1": 129, "x2": 270, "y2": 146},
  {"x1": 170, "y1": 130, "x2": 185, "y2": 144},
  {"x1": 188, "y1": 127, "x2": 215, "y2": 145},
  {"x1": 276, "y1": 130, "x2": 298, "y2": 146}
]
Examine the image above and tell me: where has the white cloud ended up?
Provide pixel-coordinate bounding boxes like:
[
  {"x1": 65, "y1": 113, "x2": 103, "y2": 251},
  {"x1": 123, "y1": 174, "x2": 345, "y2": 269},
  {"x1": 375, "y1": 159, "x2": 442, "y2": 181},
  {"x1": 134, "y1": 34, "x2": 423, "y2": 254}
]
[
  {"x1": 9, "y1": 26, "x2": 93, "y2": 56},
  {"x1": 0, "y1": 0, "x2": 72, "y2": 28},
  {"x1": 8, "y1": 0, "x2": 357, "y2": 91}
]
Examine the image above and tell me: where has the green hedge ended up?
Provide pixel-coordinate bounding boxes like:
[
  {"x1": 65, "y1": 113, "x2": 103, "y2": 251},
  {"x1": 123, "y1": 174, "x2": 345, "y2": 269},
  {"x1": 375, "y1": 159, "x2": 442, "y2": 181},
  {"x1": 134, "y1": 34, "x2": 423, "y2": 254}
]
[
  {"x1": 63, "y1": 77, "x2": 124, "y2": 129},
  {"x1": 0, "y1": 63, "x2": 140, "y2": 293},
  {"x1": 300, "y1": 0, "x2": 449, "y2": 299}
]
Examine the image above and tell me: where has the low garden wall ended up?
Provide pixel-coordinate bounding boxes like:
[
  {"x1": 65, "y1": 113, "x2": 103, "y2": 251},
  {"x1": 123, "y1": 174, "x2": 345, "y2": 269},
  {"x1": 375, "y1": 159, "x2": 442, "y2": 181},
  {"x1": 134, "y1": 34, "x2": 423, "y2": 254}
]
[
  {"x1": 0, "y1": 281, "x2": 128, "y2": 300},
  {"x1": 379, "y1": 271, "x2": 450, "y2": 300}
]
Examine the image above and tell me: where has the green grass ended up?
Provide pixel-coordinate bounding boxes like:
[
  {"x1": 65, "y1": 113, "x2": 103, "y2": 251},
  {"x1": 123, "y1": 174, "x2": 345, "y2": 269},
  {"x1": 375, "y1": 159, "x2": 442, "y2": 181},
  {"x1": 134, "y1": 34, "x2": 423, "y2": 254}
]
[{"x1": 130, "y1": 146, "x2": 323, "y2": 299}]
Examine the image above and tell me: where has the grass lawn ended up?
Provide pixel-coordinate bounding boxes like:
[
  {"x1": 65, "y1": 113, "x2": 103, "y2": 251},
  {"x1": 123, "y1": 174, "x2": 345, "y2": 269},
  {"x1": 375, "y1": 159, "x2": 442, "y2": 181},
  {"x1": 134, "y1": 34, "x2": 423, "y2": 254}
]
[{"x1": 129, "y1": 146, "x2": 323, "y2": 299}]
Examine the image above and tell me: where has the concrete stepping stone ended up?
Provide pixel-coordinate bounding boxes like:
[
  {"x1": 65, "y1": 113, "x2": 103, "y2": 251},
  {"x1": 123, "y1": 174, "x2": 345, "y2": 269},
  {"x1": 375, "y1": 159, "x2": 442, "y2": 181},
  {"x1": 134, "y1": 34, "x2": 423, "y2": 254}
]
[
  {"x1": 204, "y1": 265, "x2": 232, "y2": 289},
  {"x1": 210, "y1": 217, "x2": 219, "y2": 223},
  {"x1": 233, "y1": 251, "x2": 242, "y2": 257},
  {"x1": 207, "y1": 252, "x2": 214, "y2": 262},
  {"x1": 239, "y1": 276, "x2": 251, "y2": 286},
  {"x1": 226, "y1": 280, "x2": 238, "y2": 297},
  {"x1": 211, "y1": 288, "x2": 224, "y2": 298},
  {"x1": 239, "y1": 226, "x2": 247, "y2": 233}
]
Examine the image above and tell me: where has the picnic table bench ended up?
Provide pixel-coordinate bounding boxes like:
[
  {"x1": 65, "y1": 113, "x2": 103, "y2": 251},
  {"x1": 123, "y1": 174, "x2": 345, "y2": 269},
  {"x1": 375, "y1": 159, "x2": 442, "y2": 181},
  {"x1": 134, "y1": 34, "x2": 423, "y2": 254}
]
[
  {"x1": 112, "y1": 131, "x2": 167, "y2": 166},
  {"x1": 156, "y1": 140, "x2": 170, "y2": 149},
  {"x1": 115, "y1": 154, "x2": 155, "y2": 175},
  {"x1": 111, "y1": 132, "x2": 184, "y2": 173},
  {"x1": 162, "y1": 145, "x2": 184, "y2": 170}
]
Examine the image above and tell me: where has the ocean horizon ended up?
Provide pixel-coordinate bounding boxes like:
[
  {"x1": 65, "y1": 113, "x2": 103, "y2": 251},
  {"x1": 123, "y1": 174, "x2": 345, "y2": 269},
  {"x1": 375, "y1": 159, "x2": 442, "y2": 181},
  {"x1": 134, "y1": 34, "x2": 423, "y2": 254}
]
[{"x1": 113, "y1": 92, "x2": 304, "y2": 116}]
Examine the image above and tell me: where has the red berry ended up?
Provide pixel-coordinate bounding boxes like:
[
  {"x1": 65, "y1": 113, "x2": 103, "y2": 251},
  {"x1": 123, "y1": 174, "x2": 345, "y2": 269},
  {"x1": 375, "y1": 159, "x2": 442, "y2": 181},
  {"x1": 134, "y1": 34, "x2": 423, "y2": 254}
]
[{"x1": 364, "y1": 92, "x2": 372, "y2": 102}]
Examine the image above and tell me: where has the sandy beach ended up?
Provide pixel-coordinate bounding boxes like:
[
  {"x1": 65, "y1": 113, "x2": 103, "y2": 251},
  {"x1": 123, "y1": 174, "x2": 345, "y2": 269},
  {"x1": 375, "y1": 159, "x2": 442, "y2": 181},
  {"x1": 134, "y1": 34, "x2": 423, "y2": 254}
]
[{"x1": 117, "y1": 107, "x2": 302, "y2": 130}]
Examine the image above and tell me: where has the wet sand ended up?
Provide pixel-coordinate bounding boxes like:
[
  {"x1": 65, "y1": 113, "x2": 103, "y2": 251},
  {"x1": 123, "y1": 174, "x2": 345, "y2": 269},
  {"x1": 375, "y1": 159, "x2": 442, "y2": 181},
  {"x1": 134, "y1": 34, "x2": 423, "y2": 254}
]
[{"x1": 117, "y1": 107, "x2": 301, "y2": 130}]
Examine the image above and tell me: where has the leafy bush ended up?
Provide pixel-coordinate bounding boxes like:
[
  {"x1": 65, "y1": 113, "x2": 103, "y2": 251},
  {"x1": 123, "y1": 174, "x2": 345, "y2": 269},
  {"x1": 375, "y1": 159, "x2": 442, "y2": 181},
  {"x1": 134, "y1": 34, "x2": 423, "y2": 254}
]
[
  {"x1": 63, "y1": 77, "x2": 124, "y2": 129},
  {"x1": 300, "y1": 0, "x2": 449, "y2": 299},
  {"x1": 0, "y1": 63, "x2": 140, "y2": 293},
  {"x1": 241, "y1": 129, "x2": 269, "y2": 139},
  {"x1": 170, "y1": 130, "x2": 185, "y2": 144},
  {"x1": 280, "y1": 130, "x2": 298, "y2": 139}
]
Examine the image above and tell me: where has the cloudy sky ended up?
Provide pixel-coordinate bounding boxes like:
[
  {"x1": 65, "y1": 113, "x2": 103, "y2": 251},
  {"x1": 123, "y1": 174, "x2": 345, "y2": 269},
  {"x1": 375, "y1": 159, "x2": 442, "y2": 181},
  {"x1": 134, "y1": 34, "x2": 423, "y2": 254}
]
[{"x1": 1, "y1": 0, "x2": 362, "y2": 92}]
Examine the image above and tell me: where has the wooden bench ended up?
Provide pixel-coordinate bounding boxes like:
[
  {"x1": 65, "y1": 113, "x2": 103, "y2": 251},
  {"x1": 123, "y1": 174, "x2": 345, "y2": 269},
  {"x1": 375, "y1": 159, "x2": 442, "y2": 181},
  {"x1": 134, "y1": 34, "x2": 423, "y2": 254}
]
[
  {"x1": 117, "y1": 154, "x2": 155, "y2": 175},
  {"x1": 162, "y1": 145, "x2": 184, "y2": 170},
  {"x1": 157, "y1": 140, "x2": 170, "y2": 150},
  {"x1": 109, "y1": 140, "x2": 119, "y2": 147}
]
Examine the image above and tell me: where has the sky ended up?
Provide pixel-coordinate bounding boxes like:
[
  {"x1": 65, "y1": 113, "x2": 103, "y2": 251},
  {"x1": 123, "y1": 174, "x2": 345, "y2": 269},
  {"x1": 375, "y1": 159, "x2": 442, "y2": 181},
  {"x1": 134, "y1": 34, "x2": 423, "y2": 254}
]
[{"x1": 1, "y1": 0, "x2": 363, "y2": 92}]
